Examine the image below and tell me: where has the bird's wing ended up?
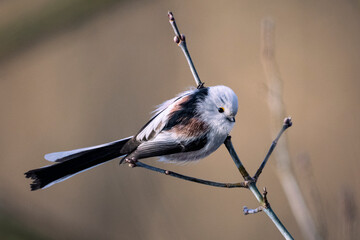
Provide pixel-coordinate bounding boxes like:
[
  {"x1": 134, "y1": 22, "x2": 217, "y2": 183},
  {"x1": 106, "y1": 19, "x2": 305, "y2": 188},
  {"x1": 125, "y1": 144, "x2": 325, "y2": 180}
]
[
  {"x1": 135, "y1": 90, "x2": 194, "y2": 142},
  {"x1": 133, "y1": 133, "x2": 208, "y2": 160}
]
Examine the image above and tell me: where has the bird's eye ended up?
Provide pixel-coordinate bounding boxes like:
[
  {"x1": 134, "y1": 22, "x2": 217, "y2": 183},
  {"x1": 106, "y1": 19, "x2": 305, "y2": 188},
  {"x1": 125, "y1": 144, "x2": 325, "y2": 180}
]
[{"x1": 218, "y1": 107, "x2": 224, "y2": 113}]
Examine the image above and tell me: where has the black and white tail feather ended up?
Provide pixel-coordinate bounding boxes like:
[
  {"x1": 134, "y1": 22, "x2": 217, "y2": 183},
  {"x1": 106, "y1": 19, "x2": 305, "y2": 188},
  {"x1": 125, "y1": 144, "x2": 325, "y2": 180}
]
[
  {"x1": 25, "y1": 85, "x2": 238, "y2": 191},
  {"x1": 25, "y1": 137, "x2": 132, "y2": 190}
]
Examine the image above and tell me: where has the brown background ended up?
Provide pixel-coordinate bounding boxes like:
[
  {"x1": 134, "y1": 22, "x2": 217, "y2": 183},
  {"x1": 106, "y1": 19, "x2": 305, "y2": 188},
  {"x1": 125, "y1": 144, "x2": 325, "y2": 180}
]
[{"x1": 1, "y1": 0, "x2": 359, "y2": 239}]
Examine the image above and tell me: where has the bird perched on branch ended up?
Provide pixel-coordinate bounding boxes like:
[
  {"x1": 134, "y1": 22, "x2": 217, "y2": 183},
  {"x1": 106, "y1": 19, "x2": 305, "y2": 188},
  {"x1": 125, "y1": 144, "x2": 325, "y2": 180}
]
[{"x1": 25, "y1": 85, "x2": 238, "y2": 190}]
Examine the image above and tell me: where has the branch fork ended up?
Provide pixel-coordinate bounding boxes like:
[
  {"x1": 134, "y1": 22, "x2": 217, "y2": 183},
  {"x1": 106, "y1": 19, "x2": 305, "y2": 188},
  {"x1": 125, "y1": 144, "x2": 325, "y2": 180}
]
[{"x1": 129, "y1": 161, "x2": 247, "y2": 189}]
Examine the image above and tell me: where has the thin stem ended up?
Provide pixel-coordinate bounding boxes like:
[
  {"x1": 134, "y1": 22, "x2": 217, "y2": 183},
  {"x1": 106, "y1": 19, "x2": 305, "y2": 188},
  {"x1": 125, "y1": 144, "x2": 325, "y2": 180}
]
[
  {"x1": 223, "y1": 136, "x2": 252, "y2": 181},
  {"x1": 133, "y1": 161, "x2": 246, "y2": 188},
  {"x1": 253, "y1": 117, "x2": 292, "y2": 181},
  {"x1": 243, "y1": 206, "x2": 264, "y2": 215},
  {"x1": 262, "y1": 205, "x2": 294, "y2": 240},
  {"x1": 168, "y1": 11, "x2": 203, "y2": 88},
  {"x1": 224, "y1": 136, "x2": 294, "y2": 240}
]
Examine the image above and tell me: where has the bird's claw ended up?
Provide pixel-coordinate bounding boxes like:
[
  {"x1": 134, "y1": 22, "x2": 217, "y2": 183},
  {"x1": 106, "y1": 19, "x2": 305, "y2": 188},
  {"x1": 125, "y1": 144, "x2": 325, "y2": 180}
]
[{"x1": 125, "y1": 157, "x2": 137, "y2": 168}]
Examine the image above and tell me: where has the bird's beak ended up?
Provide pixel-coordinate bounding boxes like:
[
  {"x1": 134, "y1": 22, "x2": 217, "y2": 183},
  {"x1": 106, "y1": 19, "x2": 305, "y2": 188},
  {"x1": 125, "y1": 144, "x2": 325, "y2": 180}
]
[{"x1": 227, "y1": 116, "x2": 236, "y2": 122}]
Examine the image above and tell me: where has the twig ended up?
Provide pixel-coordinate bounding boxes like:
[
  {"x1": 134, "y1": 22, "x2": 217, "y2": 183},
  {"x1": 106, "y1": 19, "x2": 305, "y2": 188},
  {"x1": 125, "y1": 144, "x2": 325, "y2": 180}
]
[
  {"x1": 243, "y1": 188, "x2": 269, "y2": 215},
  {"x1": 132, "y1": 161, "x2": 247, "y2": 188},
  {"x1": 224, "y1": 137, "x2": 294, "y2": 240},
  {"x1": 168, "y1": 11, "x2": 204, "y2": 88},
  {"x1": 262, "y1": 187, "x2": 270, "y2": 208},
  {"x1": 224, "y1": 136, "x2": 252, "y2": 181},
  {"x1": 243, "y1": 206, "x2": 263, "y2": 215},
  {"x1": 253, "y1": 117, "x2": 292, "y2": 181},
  {"x1": 261, "y1": 17, "x2": 321, "y2": 240}
]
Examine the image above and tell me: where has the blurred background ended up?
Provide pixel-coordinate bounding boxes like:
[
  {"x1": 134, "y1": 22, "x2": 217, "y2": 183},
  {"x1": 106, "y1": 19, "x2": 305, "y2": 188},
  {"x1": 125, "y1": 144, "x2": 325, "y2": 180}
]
[{"x1": 1, "y1": 0, "x2": 359, "y2": 239}]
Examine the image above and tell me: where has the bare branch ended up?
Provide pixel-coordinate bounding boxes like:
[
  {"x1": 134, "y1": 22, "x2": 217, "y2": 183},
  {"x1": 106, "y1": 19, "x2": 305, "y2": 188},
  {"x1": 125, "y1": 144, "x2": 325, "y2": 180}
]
[
  {"x1": 131, "y1": 161, "x2": 247, "y2": 189},
  {"x1": 224, "y1": 136, "x2": 294, "y2": 240},
  {"x1": 168, "y1": 11, "x2": 204, "y2": 88},
  {"x1": 253, "y1": 117, "x2": 292, "y2": 181},
  {"x1": 243, "y1": 206, "x2": 263, "y2": 215},
  {"x1": 223, "y1": 136, "x2": 252, "y2": 181},
  {"x1": 262, "y1": 187, "x2": 270, "y2": 208}
]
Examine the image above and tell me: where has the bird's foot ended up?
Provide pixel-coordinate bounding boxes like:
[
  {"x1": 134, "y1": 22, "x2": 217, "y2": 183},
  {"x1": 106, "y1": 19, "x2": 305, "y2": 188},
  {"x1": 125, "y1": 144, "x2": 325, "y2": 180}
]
[{"x1": 125, "y1": 157, "x2": 138, "y2": 168}]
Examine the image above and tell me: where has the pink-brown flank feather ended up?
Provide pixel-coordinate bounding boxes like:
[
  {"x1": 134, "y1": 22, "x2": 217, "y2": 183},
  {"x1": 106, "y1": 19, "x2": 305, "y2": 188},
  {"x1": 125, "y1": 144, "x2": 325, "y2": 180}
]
[{"x1": 172, "y1": 118, "x2": 209, "y2": 137}]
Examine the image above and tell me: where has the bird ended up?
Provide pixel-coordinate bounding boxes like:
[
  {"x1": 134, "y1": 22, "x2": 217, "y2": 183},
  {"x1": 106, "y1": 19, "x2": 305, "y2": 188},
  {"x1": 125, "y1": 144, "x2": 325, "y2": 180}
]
[{"x1": 25, "y1": 85, "x2": 238, "y2": 191}]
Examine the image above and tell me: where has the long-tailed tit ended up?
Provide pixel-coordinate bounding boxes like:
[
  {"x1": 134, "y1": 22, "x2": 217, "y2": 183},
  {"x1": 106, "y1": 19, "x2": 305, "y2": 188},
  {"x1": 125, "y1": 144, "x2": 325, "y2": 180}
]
[{"x1": 25, "y1": 85, "x2": 238, "y2": 190}]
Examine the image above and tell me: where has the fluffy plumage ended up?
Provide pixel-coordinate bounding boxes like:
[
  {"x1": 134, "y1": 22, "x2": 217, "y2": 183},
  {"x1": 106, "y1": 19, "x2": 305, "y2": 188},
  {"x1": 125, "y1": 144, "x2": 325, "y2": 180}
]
[{"x1": 25, "y1": 85, "x2": 238, "y2": 190}]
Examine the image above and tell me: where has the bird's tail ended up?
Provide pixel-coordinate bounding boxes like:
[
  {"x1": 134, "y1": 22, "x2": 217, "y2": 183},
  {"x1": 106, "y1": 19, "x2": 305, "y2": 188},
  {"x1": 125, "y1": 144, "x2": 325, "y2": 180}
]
[{"x1": 25, "y1": 137, "x2": 132, "y2": 191}]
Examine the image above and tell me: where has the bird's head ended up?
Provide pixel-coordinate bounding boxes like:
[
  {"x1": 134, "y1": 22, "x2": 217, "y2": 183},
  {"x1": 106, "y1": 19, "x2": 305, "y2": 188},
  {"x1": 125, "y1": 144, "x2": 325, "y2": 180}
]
[{"x1": 199, "y1": 85, "x2": 238, "y2": 134}]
